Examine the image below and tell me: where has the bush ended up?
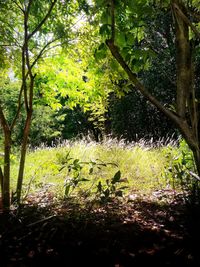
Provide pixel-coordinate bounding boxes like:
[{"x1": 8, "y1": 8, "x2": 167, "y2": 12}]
[{"x1": 164, "y1": 139, "x2": 200, "y2": 205}]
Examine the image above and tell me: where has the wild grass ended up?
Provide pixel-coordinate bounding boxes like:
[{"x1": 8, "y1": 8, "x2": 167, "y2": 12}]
[{"x1": 10, "y1": 137, "x2": 180, "y2": 201}]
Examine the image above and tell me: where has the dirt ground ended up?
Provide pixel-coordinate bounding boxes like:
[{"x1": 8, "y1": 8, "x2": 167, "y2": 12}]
[{"x1": 0, "y1": 190, "x2": 200, "y2": 267}]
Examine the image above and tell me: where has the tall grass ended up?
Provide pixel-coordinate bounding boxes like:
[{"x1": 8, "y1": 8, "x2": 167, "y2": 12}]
[{"x1": 10, "y1": 137, "x2": 179, "y2": 200}]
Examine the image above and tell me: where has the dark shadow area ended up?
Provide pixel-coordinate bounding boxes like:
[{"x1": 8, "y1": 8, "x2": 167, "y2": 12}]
[{"x1": 0, "y1": 195, "x2": 200, "y2": 267}]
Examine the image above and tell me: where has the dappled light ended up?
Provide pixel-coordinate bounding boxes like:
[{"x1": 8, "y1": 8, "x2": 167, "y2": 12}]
[
  {"x1": 1, "y1": 0, "x2": 200, "y2": 266},
  {"x1": 0, "y1": 191, "x2": 198, "y2": 267}
]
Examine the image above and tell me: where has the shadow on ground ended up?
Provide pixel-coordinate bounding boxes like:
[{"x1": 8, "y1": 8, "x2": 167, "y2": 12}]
[{"x1": 0, "y1": 193, "x2": 200, "y2": 267}]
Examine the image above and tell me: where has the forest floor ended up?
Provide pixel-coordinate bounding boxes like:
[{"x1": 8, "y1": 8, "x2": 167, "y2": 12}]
[{"x1": 0, "y1": 189, "x2": 200, "y2": 267}]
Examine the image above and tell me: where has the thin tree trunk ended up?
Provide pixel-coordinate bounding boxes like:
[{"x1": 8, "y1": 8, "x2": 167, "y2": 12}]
[
  {"x1": 16, "y1": 112, "x2": 32, "y2": 204},
  {"x1": 0, "y1": 166, "x2": 3, "y2": 194},
  {"x1": 3, "y1": 131, "x2": 11, "y2": 209},
  {"x1": 192, "y1": 148, "x2": 200, "y2": 176},
  {"x1": 0, "y1": 105, "x2": 11, "y2": 210}
]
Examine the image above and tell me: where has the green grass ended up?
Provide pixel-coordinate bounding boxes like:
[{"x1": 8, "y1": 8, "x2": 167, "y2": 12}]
[{"x1": 10, "y1": 138, "x2": 179, "y2": 201}]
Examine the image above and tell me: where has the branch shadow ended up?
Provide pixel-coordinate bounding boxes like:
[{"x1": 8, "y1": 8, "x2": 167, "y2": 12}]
[{"x1": 0, "y1": 196, "x2": 199, "y2": 267}]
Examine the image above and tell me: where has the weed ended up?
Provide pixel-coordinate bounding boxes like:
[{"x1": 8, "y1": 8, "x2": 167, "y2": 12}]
[
  {"x1": 163, "y1": 139, "x2": 200, "y2": 205},
  {"x1": 96, "y1": 170, "x2": 128, "y2": 203},
  {"x1": 9, "y1": 138, "x2": 178, "y2": 202}
]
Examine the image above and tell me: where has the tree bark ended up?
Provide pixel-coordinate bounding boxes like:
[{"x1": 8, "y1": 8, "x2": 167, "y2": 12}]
[
  {"x1": 0, "y1": 166, "x2": 3, "y2": 193},
  {"x1": 0, "y1": 105, "x2": 11, "y2": 210},
  {"x1": 172, "y1": 0, "x2": 192, "y2": 118},
  {"x1": 172, "y1": 0, "x2": 200, "y2": 173},
  {"x1": 106, "y1": 0, "x2": 200, "y2": 175},
  {"x1": 16, "y1": 112, "x2": 32, "y2": 204},
  {"x1": 3, "y1": 132, "x2": 11, "y2": 209}
]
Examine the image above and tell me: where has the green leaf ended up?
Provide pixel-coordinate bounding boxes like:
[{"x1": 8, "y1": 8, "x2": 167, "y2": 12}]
[
  {"x1": 73, "y1": 159, "x2": 80, "y2": 165},
  {"x1": 116, "y1": 32, "x2": 126, "y2": 47},
  {"x1": 99, "y1": 24, "x2": 110, "y2": 36},
  {"x1": 98, "y1": 43, "x2": 106, "y2": 51},
  {"x1": 97, "y1": 181, "x2": 102, "y2": 192},
  {"x1": 94, "y1": 49, "x2": 107, "y2": 61},
  {"x1": 104, "y1": 188, "x2": 110, "y2": 198},
  {"x1": 115, "y1": 190, "x2": 123, "y2": 197},
  {"x1": 111, "y1": 170, "x2": 121, "y2": 184},
  {"x1": 64, "y1": 184, "x2": 71, "y2": 196},
  {"x1": 79, "y1": 178, "x2": 89, "y2": 182}
]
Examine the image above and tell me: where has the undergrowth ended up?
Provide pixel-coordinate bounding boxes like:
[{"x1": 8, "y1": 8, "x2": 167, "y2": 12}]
[{"x1": 9, "y1": 137, "x2": 183, "y2": 204}]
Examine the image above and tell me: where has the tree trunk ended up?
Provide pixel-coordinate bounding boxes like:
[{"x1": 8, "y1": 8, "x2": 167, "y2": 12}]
[
  {"x1": 0, "y1": 166, "x2": 3, "y2": 194},
  {"x1": 173, "y1": 0, "x2": 191, "y2": 118},
  {"x1": 0, "y1": 105, "x2": 11, "y2": 210},
  {"x1": 2, "y1": 130, "x2": 11, "y2": 210},
  {"x1": 106, "y1": 0, "x2": 200, "y2": 176},
  {"x1": 192, "y1": 147, "x2": 200, "y2": 176},
  {"x1": 16, "y1": 112, "x2": 32, "y2": 205},
  {"x1": 172, "y1": 0, "x2": 200, "y2": 174}
]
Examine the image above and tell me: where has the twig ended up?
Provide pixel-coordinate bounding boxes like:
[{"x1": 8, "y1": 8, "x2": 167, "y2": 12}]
[
  {"x1": 12, "y1": 0, "x2": 24, "y2": 13},
  {"x1": 27, "y1": 215, "x2": 56, "y2": 227},
  {"x1": 189, "y1": 171, "x2": 200, "y2": 182},
  {"x1": 30, "y1": 38, "x2": 60, "y2": 69},
  {"x1": 28, "y1": 0, "x2": 57, "y2": 40}
]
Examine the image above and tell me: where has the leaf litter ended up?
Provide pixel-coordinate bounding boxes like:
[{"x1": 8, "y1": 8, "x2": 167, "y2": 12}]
[{"x1": 0, "y1": 189, "x2": 200, "y2": 267}]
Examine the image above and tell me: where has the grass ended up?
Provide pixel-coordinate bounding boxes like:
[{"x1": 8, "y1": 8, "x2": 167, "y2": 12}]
[
  {"x1": 3, "y1": 138, "x2": 199, "y2": 267},
  {"x1": 9, "y1": 137, "x2": 181, "y2": 203}
]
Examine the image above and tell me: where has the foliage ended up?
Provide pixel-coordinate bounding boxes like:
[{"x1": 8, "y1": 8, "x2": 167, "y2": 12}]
[
  {"x1": 0, "y1": 0, "x2": 81, "y2": 209},
  {"x1": 93, "y1": 0, "x2": 200, "y2": 180},
  {"x1": 0, "y1": 0, "x2": 182, "y2": 154},
  {"x1": 108, "y1": 91, "x2": 177, "y2": 141},
  {"x1": 56, "y1": 152, "x2": 92, "y2": 197},
  {"x1": 163, "y1": 139, "x2": 200, "y2": 204},
  {"x1": 96, "y1": 170, "x2": 128, "y2": 203},
  {"x1": 56, "y1": 149, "x2": 125, "y2": 202},
  {"x1": 1, "y1": 0, "x2": 200, "y2": 211},
  {"x1": 9, "y1": 138, "x2": 176, "y2": 204}
]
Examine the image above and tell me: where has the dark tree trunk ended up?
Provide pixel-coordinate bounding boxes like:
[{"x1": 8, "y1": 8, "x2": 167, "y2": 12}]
[
  {"x1": 2, "y1": 130, "x2": 11, "y2": 210},
  {"x1": 16, "y1": 112, "x2": 32, "y2": 204},
  {"x1": 106, "y1": 0, "x2": 200, "y2": 176}
]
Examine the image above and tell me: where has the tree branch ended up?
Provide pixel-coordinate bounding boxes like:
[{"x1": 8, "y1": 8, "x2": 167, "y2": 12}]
[
  {"x1": 30, "y1": 38, "x2": 60, "y2": 69},
  {"x1": 0, "y1": 19, "x2": 23, "y2": 47},
  {"x1": 22, "y1": 49, "x2": 29, "y2": 112},
  {"x1": 10, "y1": 84, "x2": 24, "y2": 131},
  {"x1": 26, "y1": 0, "x2": 33, "y2": 16},
  {"x1": 0, "y1": 44, "x2": 20, "y2": 47},
  {"x1": 106, "y1": 39, "x2": 198, "y2": 150},
  {"x1": 106, "y1": 39, "x2": 180, "y2": 125},
  {"x1": 110, "y1": 0, "x2": 115, "y2": 41},
  {"x1": 172, "y1": 3, "x2": 200, "y2": 39},
  {"x1": 189, "y1": 171, "x2": 200, "y2": 182},
  {"x1": 190, "y1": 10, "x2": 200, "y2": 22},
  {"x1": 12, "y1": 0, "x2": 24, "y2": 13},
  {"x1": 0, "y1": 104, "x2": 10, "y2": 134},
  {"x1": 28, "y1": 0, "x2": 57, "y2": 40}
]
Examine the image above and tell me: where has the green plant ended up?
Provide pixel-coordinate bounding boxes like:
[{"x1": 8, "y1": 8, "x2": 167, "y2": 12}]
[
  {"x1": 96, "y1": 170, "x2": 128, "y2": 204},
  {"x1": 10, "y1": 139, "x2": 172, "y2": 201},
  {"x1": 164, "y1": 139, "x2": 200, "y2": 204},
  {"x1": 54, "y1": 151, "x2": 127, "y2": 204},
  {"x1": 63, "y1": 158, "x2": 90, "y2": 197},
  {"x1": 57, "y1": 151, "x2": 119, "y2": 199}
]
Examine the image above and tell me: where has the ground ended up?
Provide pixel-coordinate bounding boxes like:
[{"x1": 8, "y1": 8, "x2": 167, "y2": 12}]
[{"x1": 0, "y1": 190, "x2": 200, "y2": 267}]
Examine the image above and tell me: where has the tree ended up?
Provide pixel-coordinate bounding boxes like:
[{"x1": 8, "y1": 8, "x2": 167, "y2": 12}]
[
  {"x1": 0, "y1": 0, "x2": 76, "y2": 210},
  {"x1": 93, "y1": 0, "x2": 200, "y2": 176}
]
